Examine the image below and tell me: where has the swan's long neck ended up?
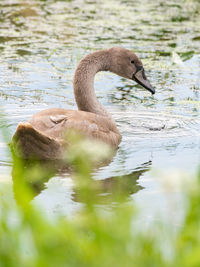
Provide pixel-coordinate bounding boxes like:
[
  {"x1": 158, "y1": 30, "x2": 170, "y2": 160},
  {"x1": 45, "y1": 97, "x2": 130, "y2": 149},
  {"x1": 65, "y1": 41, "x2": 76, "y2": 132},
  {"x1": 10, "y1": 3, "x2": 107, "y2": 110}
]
[{"x1": 73, "y1": 50, "x2": 111, "y2": 117}]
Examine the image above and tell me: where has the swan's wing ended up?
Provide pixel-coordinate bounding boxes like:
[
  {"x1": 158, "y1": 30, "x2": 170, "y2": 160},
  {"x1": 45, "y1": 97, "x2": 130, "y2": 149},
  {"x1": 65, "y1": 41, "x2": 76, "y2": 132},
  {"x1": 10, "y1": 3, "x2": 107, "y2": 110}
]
[
  {"x1": 13, "y1": 110, "x2": 121, "y2": 159},
  {"x1": 29, "y1": 109, "x2": 121, "y2": 147},
  {"x1": 12, "y1": 122, "x2": 64, "y2": 160}
]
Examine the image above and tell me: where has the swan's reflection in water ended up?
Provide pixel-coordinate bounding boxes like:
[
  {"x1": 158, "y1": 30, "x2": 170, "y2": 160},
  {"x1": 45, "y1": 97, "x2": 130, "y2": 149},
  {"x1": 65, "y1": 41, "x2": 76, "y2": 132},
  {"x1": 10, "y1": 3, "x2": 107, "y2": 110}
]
[
  {"x1": 72, "y1": 162, "x2": 150, "y2": 205},
  {"x1": 12, "y1": 155, "x2": 151, "y2": 214}
]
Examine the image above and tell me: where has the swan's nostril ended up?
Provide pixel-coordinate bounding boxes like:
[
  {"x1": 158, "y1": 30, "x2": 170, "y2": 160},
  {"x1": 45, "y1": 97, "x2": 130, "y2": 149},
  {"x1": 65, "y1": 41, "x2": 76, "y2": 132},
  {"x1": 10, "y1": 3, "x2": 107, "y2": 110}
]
[{"x1": 142, "y1": 69, "x2": 147, "y2": 80}]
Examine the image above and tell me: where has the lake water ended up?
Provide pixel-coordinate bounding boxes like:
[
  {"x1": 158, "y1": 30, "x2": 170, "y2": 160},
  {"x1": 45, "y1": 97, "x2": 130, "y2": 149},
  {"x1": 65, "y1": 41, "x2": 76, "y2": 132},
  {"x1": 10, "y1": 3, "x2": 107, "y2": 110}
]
[{"x1": 0, "y1": 0, "x2": 200, "y2": 224}]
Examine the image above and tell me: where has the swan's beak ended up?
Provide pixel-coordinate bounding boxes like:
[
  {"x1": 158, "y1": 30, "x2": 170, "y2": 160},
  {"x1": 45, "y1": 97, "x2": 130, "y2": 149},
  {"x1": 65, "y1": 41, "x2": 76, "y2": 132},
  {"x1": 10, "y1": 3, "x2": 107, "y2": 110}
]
[{"x1": 132, "y1": 68, "x2": 155, "y2": 95}]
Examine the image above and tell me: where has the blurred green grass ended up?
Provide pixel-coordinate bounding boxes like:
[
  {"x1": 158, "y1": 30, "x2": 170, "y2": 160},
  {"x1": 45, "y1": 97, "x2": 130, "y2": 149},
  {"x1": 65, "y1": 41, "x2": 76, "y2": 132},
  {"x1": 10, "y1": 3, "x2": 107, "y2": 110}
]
[{"x1": 0, "y1": 114, "x2": 200, "y2": 267}]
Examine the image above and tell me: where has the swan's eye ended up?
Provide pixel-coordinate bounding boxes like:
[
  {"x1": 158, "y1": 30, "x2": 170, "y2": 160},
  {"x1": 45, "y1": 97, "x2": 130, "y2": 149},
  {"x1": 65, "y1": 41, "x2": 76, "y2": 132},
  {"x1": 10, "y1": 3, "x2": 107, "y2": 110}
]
[{"x1": 131, "y1": 60, "x2": 135, "y2": 64}]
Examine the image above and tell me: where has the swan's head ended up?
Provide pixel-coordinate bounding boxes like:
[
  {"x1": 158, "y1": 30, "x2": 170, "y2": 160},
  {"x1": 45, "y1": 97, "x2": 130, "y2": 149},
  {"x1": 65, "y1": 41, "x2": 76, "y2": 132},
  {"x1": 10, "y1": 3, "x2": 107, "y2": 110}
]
[{"x1": 108, "y1": 47, "x2": 155, "y2": 94}]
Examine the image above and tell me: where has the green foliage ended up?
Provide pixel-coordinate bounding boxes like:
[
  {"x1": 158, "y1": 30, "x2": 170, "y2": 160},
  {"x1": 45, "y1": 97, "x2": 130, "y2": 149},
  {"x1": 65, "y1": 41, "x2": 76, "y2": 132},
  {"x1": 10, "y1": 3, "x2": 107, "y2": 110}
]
[{"x1": 1, "y1": 125, "x2": 200, "y2": 267}]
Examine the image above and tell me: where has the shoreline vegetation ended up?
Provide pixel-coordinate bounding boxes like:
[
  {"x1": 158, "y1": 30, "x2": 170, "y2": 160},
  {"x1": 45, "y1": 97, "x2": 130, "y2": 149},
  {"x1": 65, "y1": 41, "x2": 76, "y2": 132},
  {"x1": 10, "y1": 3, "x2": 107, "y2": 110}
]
[{"x1": 0, "y1": 122, "x2": 200, "y2": 266}]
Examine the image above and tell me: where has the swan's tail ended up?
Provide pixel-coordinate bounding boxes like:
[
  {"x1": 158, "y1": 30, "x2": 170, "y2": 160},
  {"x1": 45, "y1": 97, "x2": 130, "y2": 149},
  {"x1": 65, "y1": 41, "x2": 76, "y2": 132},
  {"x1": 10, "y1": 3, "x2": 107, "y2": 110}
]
[{"x1": 12, "y1": 122, "x2": 63, "y2": 160}]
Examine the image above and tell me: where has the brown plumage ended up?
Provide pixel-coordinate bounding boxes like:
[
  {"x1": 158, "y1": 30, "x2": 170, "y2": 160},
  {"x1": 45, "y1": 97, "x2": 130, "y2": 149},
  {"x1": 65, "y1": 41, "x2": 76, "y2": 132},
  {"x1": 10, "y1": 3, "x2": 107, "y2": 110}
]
[{"x1": 12, "y1": 47, "x2": 155, "y2": 160}]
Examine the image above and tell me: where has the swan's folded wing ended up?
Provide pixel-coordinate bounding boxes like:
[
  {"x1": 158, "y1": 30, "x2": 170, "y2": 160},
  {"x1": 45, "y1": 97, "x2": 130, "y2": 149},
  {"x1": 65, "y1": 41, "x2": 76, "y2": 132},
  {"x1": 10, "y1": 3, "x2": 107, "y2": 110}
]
[
  {"x1": 12, "y1": 122, "x2": 64, "y2": 159},
  {"x1": 29, "y1": 110, "x2": 121, "y2": 147},
  {"x1": 63, "y1": 115, "x2": 121, "y2": 147}
]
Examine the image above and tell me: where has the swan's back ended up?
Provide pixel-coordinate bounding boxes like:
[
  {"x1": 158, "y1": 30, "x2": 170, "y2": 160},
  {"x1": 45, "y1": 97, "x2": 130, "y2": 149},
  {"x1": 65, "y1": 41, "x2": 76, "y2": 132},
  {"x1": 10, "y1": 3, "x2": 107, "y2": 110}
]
[{"x1": 12, "y1": 109, "x2": 121, "y2": 160}]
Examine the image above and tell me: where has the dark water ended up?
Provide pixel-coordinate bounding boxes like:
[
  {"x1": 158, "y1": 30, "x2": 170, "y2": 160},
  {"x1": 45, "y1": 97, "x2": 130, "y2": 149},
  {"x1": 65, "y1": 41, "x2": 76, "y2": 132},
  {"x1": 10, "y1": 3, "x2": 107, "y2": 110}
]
[{"x1": 0, "y1": 0, "x2": 200, "y2": 223}]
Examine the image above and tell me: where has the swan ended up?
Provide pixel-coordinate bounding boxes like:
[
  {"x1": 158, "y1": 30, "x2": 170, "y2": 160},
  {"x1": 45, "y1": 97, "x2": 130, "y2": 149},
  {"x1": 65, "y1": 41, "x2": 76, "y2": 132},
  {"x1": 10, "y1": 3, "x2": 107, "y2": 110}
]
[{"x1": 12, "y1": 47, "x2": 155, "y2": 160}]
